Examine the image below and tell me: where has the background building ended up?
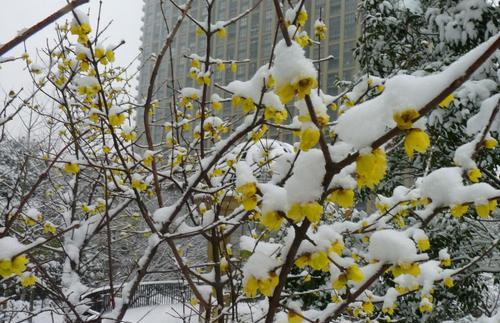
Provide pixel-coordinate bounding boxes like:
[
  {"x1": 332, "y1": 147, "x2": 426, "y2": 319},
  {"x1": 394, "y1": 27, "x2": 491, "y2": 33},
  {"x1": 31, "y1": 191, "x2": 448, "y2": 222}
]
[{"x1": 137, "y1": 0, "x2": 359, "y2": 143}]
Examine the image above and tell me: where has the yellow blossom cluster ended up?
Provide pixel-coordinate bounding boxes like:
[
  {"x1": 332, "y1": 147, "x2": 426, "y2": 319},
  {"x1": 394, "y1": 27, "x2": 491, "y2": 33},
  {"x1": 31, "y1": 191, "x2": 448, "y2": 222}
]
[
  {"x1": 332, "y1": 264, "x2": 365, "y2": 290},
  {"x1": 404, "y1": 129, "x2": 430, "y2": 159},
  {"x1": 232, "y1": 95, "x2": 256, "y2": 113},
  {"x1": 314, "y1": 20, "x2": 328, "y2": 40},
  {"x1": 298, "y1": 127, "x2": 320, "y2": 151},
  {"x1": 295, "y1": 251, "x2": 330, "y2": 272},
  {"x1": 261, "y1": 211, "x2": 284, "y2": 231},
  {"x1": 275, "y1": 77, "x2": 318, "y2": 104},
  {"x1": 327, "y1": 188, "x2": 355, "y2": 208},
  {"x1": 390, "y1": 262, "x2": 420, "y2": 277},
  {"x1": 94, "y1": 46, "x2": 115, "y2": 65},
  {"x1": 236, "y1": 182, "x2": 258, "y2": 211},
  {"x1": 243, "y1": 272, "x2": 279, "y2": 297},
  {"x1": 70, "y1": 20, "x2": 92, "y2": 45},
  {"x1": 287, "y1": 201, "x2": 323, "y2": 224},
  {"x1": 393, "y1": 109, "x2": 430, "y2": 158},
  {"x1": 355, "y1": 148, "x2": 387, "y2": 189},
  {"x1": 64, "y1": 161, "x2": 80, "y2": 174},
  {"x1": 0, "y1": 255, "x2": 29, "y2": 279},
  {"x1": 264, "y1": 106, "x2": 288, "y2": 124}
]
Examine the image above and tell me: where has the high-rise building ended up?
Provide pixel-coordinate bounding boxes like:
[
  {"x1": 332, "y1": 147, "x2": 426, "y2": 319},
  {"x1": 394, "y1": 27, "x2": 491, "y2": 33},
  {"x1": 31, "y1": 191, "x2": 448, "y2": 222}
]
[{"x1": 137, "y1": 0, "x2": 359, "y2": 143}]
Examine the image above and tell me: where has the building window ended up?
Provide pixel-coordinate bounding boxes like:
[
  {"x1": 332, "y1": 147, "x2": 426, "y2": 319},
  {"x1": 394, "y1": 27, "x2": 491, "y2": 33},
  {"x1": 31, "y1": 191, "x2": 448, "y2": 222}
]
[
  {"x1": 345, "y1": 0, "x2": 357, "y2": 12},
  {"x1": 344, "y1": 13, "x2": 356, "y2": 39},
  {"x1": 343, "y1": 41, "x2": 355, "y2": 68},
  {"x1": 330, "y1": 0, "x2": 341, "y2": 15},
  {"x1": 328, "y1": 43, "x2": 340, "y2": 70},
  {"x1": 329, "y1": 16, "x2": 341, "y2": 41}
]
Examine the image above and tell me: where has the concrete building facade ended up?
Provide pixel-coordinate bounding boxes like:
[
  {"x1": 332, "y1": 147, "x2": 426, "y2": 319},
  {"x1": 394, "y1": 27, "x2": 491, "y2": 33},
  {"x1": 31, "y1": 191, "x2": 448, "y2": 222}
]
[{"x1": 137, "y1": 0, "x2": 359, "y2": 143}]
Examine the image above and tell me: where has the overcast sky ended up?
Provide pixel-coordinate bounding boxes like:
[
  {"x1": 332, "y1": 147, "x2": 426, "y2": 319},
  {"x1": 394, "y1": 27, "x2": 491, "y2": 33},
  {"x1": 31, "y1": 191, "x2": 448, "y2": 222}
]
[{"x1": 0, "y1": 0, "x2": 143, "y2": 135}]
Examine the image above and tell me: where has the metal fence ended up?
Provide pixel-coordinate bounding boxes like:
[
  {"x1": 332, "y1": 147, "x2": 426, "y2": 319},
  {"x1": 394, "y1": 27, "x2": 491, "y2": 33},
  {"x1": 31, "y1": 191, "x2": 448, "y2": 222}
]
[{"x1": 83, "y1": 280, "x2": 192, "y2": 313}]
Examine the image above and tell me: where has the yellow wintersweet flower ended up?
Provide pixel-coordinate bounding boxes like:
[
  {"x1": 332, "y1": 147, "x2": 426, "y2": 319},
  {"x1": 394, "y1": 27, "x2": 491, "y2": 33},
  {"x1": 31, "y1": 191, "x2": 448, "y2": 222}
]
[
  {"x1": 393, "y1": 109, "x2": 419, "y2": 130},
  {"x1": 241, "y1": 195, "x2": 258, "y2": 211},
  {"x1": 443, "y1": 277, "x2": 454, "y2": 288},
  {"x1": 216, "y1": 27, "x2": 227, "y2": 38},
  {"x1": 309, "y1": 251, "x2": 329, "y2": 271},
  {"x1": 43, "y1": 222, "x2": 57, "y2": 235},
  {"x1": 231, "y1": 95, "x2": 242, "y2": 107},
  {"x1": 258, "y1": 273, "x2": 279, "y2": 296},
  {"x1": 346, "y1": 264, "x2": 364, "y2": 283},
  {"x1": 288, "y1": 202, "x2": 323, "y2": 223},
  {"x1": 288, "y1": 311, "x2": 303, "y2": 323},
  {"x1": 419, "y1": 299, "x2": 433, "y2": 313},
  {"x1": 314, "y1": 23, "x2": 327, "y2": 40},
  {"x1": 95, "y1": 46, "x2": 105, "y2": 59},
  {"x1": 416, "y1": 238, "x2": 430, "y2": 252},
  {"x1": 392, "y1": 262, "x2": 420, "y2": 277},
  {"x1": 332, "y1": 274, "x2": 347, "y2": 290},
  {"x1": 131, "y1": 178, "x2": 147, "y2": 192},
  {"x1": 467, "y1": 168, "x2": 481, "y2": 183},
  {"x1": 190, "y1": 296, "x2": 199, "y2": 305},
  {"x1": 106, "y1": 49, "x2": 115, "y2": 63},
  {"x1": 484, "y1": 138, "x2": 497, "y2": 149},
  {"x1": 121, "y1": 131, "x2": 137, "y2": 142},
  {"x1": 475, "y1": 199, "x2": 497, "y2": 219},
  {"x1": 195, "y1": 26, "x2": 204, "y2": 36},
  {"x1": 295, "y1": 254, "x2": 310, "y2": 268},
  {"x1": 356, "y1": 148, "x2": 387, "y2": 189},
  {"x1": 329, "y1": 241, "x2": 344, "y2": 255},
  {"x1": 261, "y1": 211, "x2": 284, "y2": 231},
  {"x1": 12, "y1": 255, "x2": 28, "y2": 276},
  {"x1": 450, "y1": 204, "x2": 468, "y2": 218},
  {"x1": 363, "y1": 301, "x2": 374, "y2": 315},
  {"x1": 327, "y1": 188, "x2": 354, "y2": 208},
  {"x1": 382, "y1": 304, "x2": 396, "y2": 315},
  {"x1": 212, "y1": 100, "x2": 222, "y2": 110},
  {"x1": 202, "y1": 75, "x2": 211, "y2": 85},
  {"x1": 241, "y1": 97, "x2": 255, "y2": 113},
  {"x1": 0, "y1": 259, "x2": 13, "y2": 278},
  {"x1": 264, "y1": 107, "x2": 288, "y2": 124},
  {"x1": 404, "y1": 129, "x2": 430, "y2": 159},
  {"x1": 275, "y1": 84, "x2": 296, "y2": 104},
  {"x1": 276, "y1": 77, "x2": 318, "y2": 104},
  {"x1": 441, "y1": 257, "x2": 452, "y2": 267},
  {"x1": 302, "y1": 202, "x2": 323, "y2": 223},
  {"x1": 288, "y1": 203, "x2": 305, "y2": 223},
  {"x1": 217, "y1": 62, "x2": 225, "y2": 71},
  {"x1": 296, "y1": 10, "x2": 308, "y2": 26},
  {"x1": 267, "y1": 74, "x2": 275, "y2": 89},
  {"x1": 299, "y1": 128, "x2": 320, "y2": 151},
  {"x1": 64, "y1": 162, "x2": 80, "y2": 174},
  {"x1": 21, "y1": 274, "x2": 37, "y2": 287},
  {"x1": 296, "y1": 77, "x2": 317, "y2": 99},
  {"x1": 236, "y1": 182, "x2": 257, "y2": 198},
  {"x1": 438, "y1": 94, "x2": 454, "y2": 108},
  {"x1": 109, "y1": 113, "x2": 126, "y2": 127},
  {"x1": 231, "y1": 62, "x2": 238, "y2": 73},
  {"x1": 251, "y1": 125, "x2": 268, "y2": 142},
  {"x1": 243, "y1": 276, "x2": 259, "y2": 298},
  {"x1": 295, "y1": 34, "x2": 311, "y2": 48}
]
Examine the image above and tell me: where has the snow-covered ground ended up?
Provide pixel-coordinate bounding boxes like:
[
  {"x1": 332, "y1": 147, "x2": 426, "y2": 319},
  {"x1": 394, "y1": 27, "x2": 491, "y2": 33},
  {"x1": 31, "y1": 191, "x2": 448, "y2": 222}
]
[{"x1": 22, "y1": 302, "x2": 260, "y2": 323}]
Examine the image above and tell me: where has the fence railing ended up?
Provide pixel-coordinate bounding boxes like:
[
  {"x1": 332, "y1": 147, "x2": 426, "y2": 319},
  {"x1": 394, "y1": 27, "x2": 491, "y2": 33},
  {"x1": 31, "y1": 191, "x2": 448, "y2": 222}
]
[{"x1": 82, "y1": 280, "x2": 192, "y2": 313}]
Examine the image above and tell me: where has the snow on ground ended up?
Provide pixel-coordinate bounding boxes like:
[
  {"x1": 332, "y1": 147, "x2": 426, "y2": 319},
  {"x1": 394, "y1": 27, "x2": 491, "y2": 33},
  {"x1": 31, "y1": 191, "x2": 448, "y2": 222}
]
[{"x1": 118, "y1": 304, "x2": 194, "y2": 323}]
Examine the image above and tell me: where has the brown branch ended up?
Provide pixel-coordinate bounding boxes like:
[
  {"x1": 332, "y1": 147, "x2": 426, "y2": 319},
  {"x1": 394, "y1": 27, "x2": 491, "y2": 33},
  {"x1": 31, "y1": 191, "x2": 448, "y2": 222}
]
[
  {"x1": 142, "y1": 0, "x2": 193, "y2": 208},
  {"x1": 0, "y1": 0, "x2": 90, "y2": 56},
  {"x1": 323, "y1": 35, "x2": 500, "y2": 198}
]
